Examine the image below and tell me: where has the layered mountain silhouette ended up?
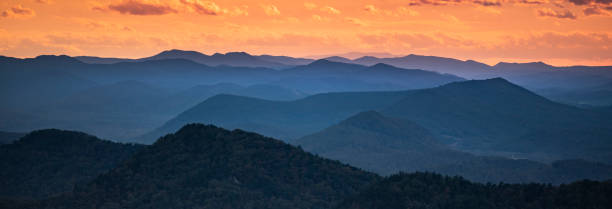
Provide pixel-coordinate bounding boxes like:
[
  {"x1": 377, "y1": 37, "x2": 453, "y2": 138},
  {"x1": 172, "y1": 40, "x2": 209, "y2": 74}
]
[
  {"x1": 4, "y1": 55, "x2": 466, "y2": 139},
  {"x1": 75, "y1": 49, "x2": 312, "y2": 69},
  {"x1": 145, "y1": 78, "x2": 612, "y2": 164},
  {"x1": 295, "y1": 111, "x2": 612, "y2": 184},
  {"x1": 380, "y1": 78, "x2": 612, "y2": 163},
  {"x1": 139, "y1": 90, "x2": 413, "y2": 143},
  {"x1": 0, "y1": 129, "x2": 144, "y2": 199},
  {"x1": 330, "y1": 54, "x2": 493, "y2": 79},
  {"x1": 337, "y1": 172, "x2": 612, "y2": 209},
  {"x1": 24, "y1": 124, "x2": 378, "y2": 209}
]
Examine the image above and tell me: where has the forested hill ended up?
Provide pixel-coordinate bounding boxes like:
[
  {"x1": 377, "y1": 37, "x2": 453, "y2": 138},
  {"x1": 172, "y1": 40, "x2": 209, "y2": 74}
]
[
  {"x1": 0, "y1": 129, "x2": 144, "y2": 199},
  {"x1": 337, "y1": 172, "x2": 612, "y2": 209},
  {"x1": 31, "y1": 124, "x2": 378, "y2": 209}
]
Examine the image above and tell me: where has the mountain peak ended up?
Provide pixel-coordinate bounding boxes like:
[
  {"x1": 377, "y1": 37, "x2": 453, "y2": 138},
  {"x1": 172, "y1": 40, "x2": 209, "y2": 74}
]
[
  {"x1": 323, "y1": 56, "x2": 352, "y2": 63},
  {"x1": 368, "y1": 63, "x2": 396, "y2": 69},
  {"x1": 307, "y1": 58, "x2": 335, "y2": 66},
  {"x1": 156, "y1": 49, "x2": 206, "y2": 57},
  {"x1": 69, "y1": 124, "x2": 378, "y2": 209},
  {"x1": 31, "y1": 55, "x2": 83, "y2": 64}
]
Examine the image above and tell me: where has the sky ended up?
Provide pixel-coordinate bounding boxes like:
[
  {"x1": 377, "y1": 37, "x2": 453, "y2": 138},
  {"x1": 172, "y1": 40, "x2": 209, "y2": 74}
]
[{"x1": 0, "y1": 0, "x2": 611, "y2": 66}]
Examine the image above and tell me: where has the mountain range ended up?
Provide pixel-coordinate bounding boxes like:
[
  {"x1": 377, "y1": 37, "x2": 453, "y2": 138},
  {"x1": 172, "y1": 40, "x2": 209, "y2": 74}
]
[
  {"x1": 2, "y1": 125, "x2": 611, "y2": 209},
  {"x1": 295, "y1": 111, "x2": 612, "y2": 184},
  {"x1": 0, "y1": 55, "x2": 462, "y2": 139},
  {"x1": 144, "y1": 78, "x2": 612, "y2": 165},
  {"x1": 6, "y1": 124, "x2": 378, "y2": 209}
]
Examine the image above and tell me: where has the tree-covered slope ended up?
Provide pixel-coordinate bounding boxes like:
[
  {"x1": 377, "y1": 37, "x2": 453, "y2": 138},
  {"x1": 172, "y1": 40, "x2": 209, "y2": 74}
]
[
  {"x1": 0, "y1": 129, "x2": 144, "y2": 199},
  {"x1": 36, "y1": 124, "x2": 378, "y2": 209},
  {"x1": 337, "y1": 172, "x2": 612, "y2": 209}
]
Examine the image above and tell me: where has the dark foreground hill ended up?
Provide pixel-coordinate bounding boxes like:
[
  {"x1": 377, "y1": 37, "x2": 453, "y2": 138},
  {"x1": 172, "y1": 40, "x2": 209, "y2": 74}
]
[
  {"x1": 0, "y1": 130, "x2": 144, "y2": 199},
  {"x1": 337, "y1": 172, "x2": 612, "y2": 209},
  {"x1": 295, "y1": 111, "x2": 612, "y2": 184},
  {"x1": 0, "y1": 131, "x2": 24, "y2": 144},
  {"x1": 29, "y1": 124, "x2": 378, "y2": 209}
]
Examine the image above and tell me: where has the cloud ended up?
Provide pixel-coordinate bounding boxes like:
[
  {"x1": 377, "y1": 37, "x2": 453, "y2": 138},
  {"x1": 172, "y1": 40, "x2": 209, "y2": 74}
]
[
  {"x1": 1, "y1": 5, "x2": 36, "y2": 18},
  {"x1": 364, "y1": 5, "x2": 379, "y2": 14},
  {"x1": 537, "y1": 8, "x2": 577, "y2": 19},
  {"x1": 304, "y1": 2, "x2": 317, "y2": 10},
  {"x1": 567, "y1": 0, "x2": 612, "y2": 5},
  {"x1": 312, "y1": 14, "x2": 324, "y2": 21},
  {"x1": 364, "y1": 5, "x2": 419, "y2": 16},
  {"x1": 180, "y1": 1, "x2": 248, "y2": 16},
  {"x1": 95, "y1": 0, "x2": 177, "y2": 15},
  {"x1": 345, "y1": 17, "x2": 368, "y2": 26},
  {"x1": 35, "y1": 0, "x2": 54, "y2": 4},
  {"x1": 321, "y1": 6, "x2": 341, "y2": 14},
  {"x1": 406, "y1": 0, "x2": 504, "y2": 6},
  {"x1": 515, "y1": 0, "x2": 549, "y2": 4},
  {"x1": 473, "y1": 0, "x2": 502, "y2": 6},
  {"x1": 263, "y1": 5, "x2": 280, "y2": 16},
  {"x1": 180, "y1": 0, "x2": 223, "y2": 15},
  {"x1": 583, "y1": 5, "x2": 612, "y2": 15}
]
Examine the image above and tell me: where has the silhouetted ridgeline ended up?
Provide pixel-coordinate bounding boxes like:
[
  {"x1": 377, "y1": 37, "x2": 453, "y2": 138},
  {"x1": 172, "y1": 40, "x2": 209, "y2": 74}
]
[
  {"x1": 0, "y1": 54, "x2": 463, "y2": 140},
  {"x1": 0, "y1": 129, "x2": 144, "y2": 199},
  {"x1": 337, "y1": 172, "x2": 612, "y2": 209},
  {"x1": 12, "y1": 124, "x2": 378, "y2": 209},
  {"x1": 1, "y1": 125, "x2": 611, "y2": 209}
]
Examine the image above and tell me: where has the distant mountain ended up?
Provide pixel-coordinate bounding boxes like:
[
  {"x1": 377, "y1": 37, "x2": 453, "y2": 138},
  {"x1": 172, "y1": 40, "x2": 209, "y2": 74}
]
[
  {"x1": 142, "y1": 50, "x2": 287, "y2": 69},
  {"x1": 0, "y1": 55, "x2": 97, "y2": 110},
  {"x1": 30, "y1": 124, "x2": 378, "y2": 209},
  {"x1": 0, "y1": 129, "x2": 144, "y2": 199},
  {"x1": 73, "y1": 56, "x2": 134, "y2": 64},
  {"x1": 341, "y1": 54, "x2": 493, "y2": 78},
  {"x1": 146, "y1": 78, "x2": 612, "y2": 164},
  {"x1": 323, "y1": 56, "x2": 353, "y2": 63},
  {"x1": 0, "y1": 131, "x2": 24, "y2": 144},
  {"x1": 380, "y1": 78, "x2": 612, "y2": 163},
  {"x1": 277, "y1": 60, "x2": 465, "y2": 93},
  {"x1": 139, "y1": 91, "x2": 412, "y2": 143},
  {"x1": 295, "y1": 111, "x2": 612, "y2": 184},
  {"x1": 257, "y1": 55, "x2": 314, "y2": 66},
  {"x1": 308, "y1": 52, "x2": 397, "y2": 59},
  {"x1": 75, "y1": 50, "x2": 316, "y2": 68},
  {"x1": 337, "y1": 172, "x2": 612, "y2": 209}
]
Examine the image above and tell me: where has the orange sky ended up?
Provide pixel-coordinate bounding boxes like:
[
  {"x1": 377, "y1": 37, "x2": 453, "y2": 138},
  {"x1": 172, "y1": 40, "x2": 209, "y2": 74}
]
[{"x1": 1, "y1": 0, "x2": 611, "y2": 66}]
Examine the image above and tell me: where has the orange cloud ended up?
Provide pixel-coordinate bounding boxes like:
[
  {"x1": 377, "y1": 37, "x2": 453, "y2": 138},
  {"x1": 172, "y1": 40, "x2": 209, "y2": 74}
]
[
  {"x1": 515, "y1": 0, "x2": 550, "y2": 4},
  {"x1": 304, "y1": 2, "x2": 317, "y2": 10},
  {"x1": 567, "y1": 0, "x2": 612, "y2": 5},
  {"x1": 321, "y1": 6, "x2": 341, "y2": 14},
  {"x1": 537, "y1": 8, "x2": 577, "y2": 19},
  {"x1": 263, "y1": 5, "x2": 280, "y2": 16},
  {"x1": 1, "y1": 5, "x2": 36, "y2": 18},
  {"x1": 95, "y1": 0, "x2": 177, "y2": 15},
  {"x1": 583, "y1": 5, "x2": 612, "y2": 15},
  {"x1": 181, "y1": 0, "x2": 223, "y2": 15},
  {"x1": 35, "y1": 0, "x2": 54, "y2": 4}
]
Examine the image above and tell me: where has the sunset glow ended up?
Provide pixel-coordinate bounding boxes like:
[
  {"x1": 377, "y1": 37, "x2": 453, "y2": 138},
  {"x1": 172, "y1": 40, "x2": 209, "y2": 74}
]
[{"x1": 1, "y1": 0, "x2": 611, "y2": 65}]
